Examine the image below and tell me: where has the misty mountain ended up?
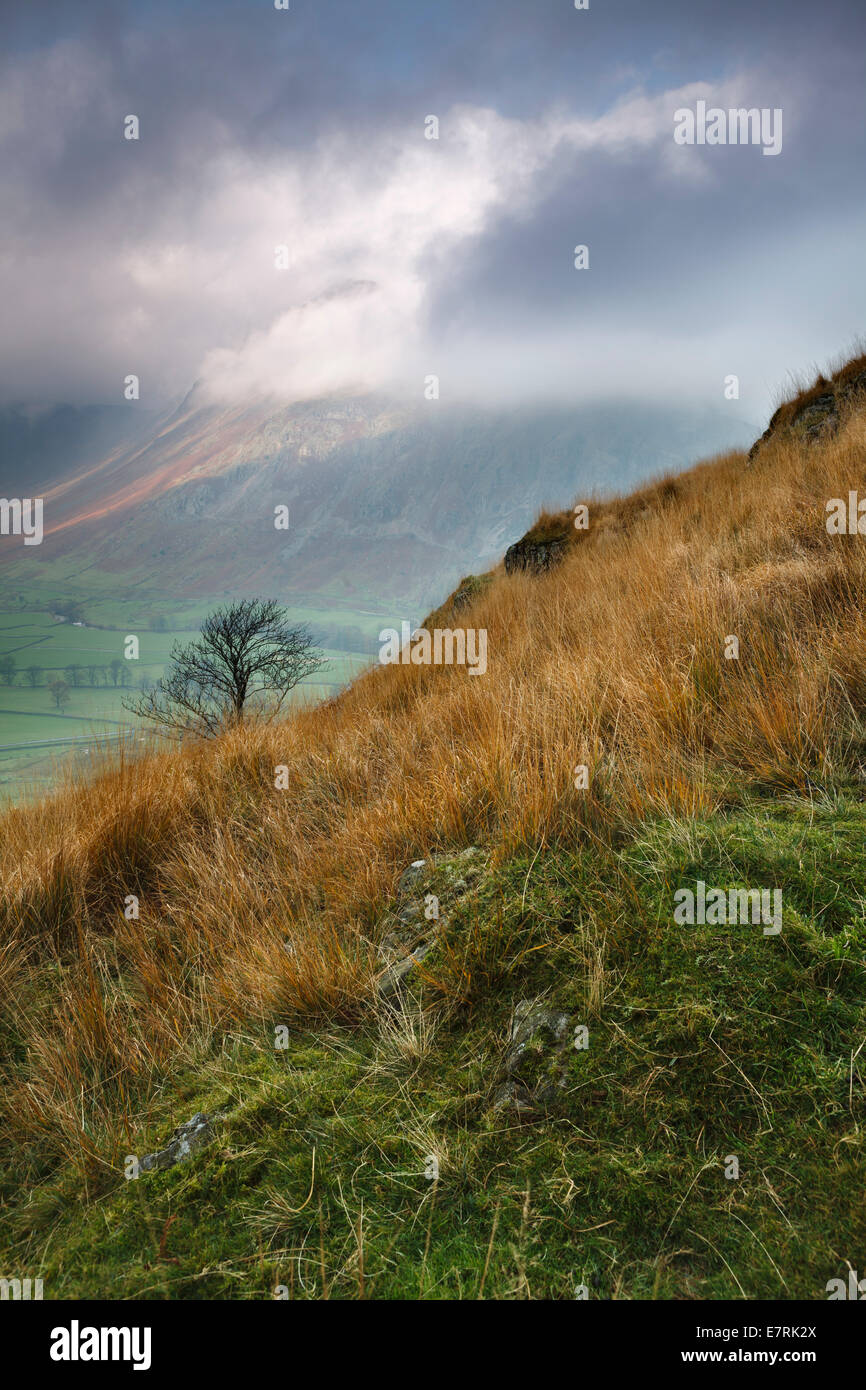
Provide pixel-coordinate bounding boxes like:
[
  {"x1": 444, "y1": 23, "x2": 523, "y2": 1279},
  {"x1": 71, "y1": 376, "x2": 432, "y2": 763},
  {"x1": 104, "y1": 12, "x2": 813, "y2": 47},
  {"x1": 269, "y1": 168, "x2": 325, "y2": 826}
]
[{"x1": 0, "y1": 391, "x2": 757, "y2": 613}]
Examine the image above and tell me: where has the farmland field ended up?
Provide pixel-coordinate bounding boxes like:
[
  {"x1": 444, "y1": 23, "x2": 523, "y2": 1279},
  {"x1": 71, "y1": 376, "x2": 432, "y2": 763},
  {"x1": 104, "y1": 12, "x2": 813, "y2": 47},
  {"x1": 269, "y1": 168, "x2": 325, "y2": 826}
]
[{"x1": 0, "y1": 601, "x2": 387, "y2": 802}]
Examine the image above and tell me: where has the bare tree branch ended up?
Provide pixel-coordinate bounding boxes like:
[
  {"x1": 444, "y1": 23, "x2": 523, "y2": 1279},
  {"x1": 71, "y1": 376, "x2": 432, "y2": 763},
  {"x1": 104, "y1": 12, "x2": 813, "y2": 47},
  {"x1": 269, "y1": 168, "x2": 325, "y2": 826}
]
[{"x1": 123, "y1": 599, "x2": 327, "y2": 737}]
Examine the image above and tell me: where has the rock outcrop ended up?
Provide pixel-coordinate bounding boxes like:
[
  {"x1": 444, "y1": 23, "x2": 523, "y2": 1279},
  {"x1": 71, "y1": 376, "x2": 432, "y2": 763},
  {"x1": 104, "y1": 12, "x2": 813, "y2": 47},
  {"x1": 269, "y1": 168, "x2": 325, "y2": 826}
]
[
  {"x1": 504, "y1": 535, "x2": 568, "y2": 575},
  {"x1": 377, "y1": 848, "x2": 486, "y2": 998},
  {"x1": 493, "y1": 1000, "x2": 576, "y2": 1114},
  {"x1": 748, "y1": 363, "x2": 866, "y2": 462}
]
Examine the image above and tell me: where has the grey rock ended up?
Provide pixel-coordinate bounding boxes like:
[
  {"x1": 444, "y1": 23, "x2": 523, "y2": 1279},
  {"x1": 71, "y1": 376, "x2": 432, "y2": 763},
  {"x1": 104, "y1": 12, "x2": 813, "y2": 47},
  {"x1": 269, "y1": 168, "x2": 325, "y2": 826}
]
[
  {"x1": 507, "y1": 1002, "x2": 573, "y2": 1059},
  {"x1": 379, "y1": 929, "x2": 407, "y2": 958},
  {"x1": 437, "y1": 846, "x2": 484, "y2": 887},
  {"x1": 493, "y1": 1000, "x2": 575, "y2": 1114},
  {"x1": 377, "y1": 941, "x2": 433, "y2": 997},
  {"x1": 139, "y1": 1112, "x2": 222, "y2": 1174},
  {"x1": 491, "y1": 1079, "x2": 536, "y2": 1114},
  {"x1": 397, "y1": 900, "x2": 424, "y2": 926},
  {"x1": 379, "y1": 848, "x2": 487, "y2": 995},
  {"x1": 504, "y1": 536, "x2": 568, "y2": 576},
  {"x1": 397, "y1": 860, "x2": 428, "y2": 895}
]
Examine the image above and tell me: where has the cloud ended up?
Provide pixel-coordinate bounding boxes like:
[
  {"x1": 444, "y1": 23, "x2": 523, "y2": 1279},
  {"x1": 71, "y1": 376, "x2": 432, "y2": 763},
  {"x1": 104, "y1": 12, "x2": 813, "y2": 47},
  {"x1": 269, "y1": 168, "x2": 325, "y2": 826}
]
[{"x1": 0, "y1": 2, "x2": 865, "y2": 420}]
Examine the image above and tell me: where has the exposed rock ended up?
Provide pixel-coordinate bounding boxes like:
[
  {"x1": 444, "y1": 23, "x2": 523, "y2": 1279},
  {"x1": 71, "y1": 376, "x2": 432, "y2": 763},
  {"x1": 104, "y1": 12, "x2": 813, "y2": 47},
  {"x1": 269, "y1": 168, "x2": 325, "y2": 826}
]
[
  {"x1": 450, "y1": 574, "x2": 492, "y2": 611},
  {"x1": 435, "y1": 845, "x2": 485, "y2": 888},
  {"x1": 395, "y1": 847, "x2": 484, "y2": 902},
  {"x1": 139, "y1": 1112, "x2": 223, "y2": 1173},
  {"x1": 747, "y1": 406, "x2": 785, "y2": 462},
  {"x1": 397, "y1": 859, "x2": 428, "y2": 895},
  {"x1": 377, "y1": 848, "x2": 487, "y2": 997},
  {"x1": 796, "y1": 391, "x2": 837, "y2": 442},
  {"x1": 377, "y1": 941, "x2": 434, "y2": 997},
  {"x1": 748, "y1": 367, "x2": 866, "y2": 462},
  {"x1": 493, "y1": 1000, "x2": 575, "y2": 1114},
  {"x1": 397, "y1": 900, "x2": 424, "y2": 926},
  {"x1": 504, "y1": 536, "x2": 568, "y2": 576}
]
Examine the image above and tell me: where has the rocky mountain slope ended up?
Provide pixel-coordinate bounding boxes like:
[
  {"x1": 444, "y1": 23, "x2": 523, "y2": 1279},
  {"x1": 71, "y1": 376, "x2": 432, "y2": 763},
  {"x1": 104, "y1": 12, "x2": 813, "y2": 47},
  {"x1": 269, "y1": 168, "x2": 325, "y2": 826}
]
[{"x1": 0, "y1": 390, "x2": 755, "y2": 611}]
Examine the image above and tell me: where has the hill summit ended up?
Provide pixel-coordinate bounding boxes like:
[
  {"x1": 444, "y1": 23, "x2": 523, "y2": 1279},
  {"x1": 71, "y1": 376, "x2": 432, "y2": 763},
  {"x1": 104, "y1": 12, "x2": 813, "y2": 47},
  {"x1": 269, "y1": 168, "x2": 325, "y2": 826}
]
[{"x1": 2, "y1": 351, "x2": 866, "y2": 1300}]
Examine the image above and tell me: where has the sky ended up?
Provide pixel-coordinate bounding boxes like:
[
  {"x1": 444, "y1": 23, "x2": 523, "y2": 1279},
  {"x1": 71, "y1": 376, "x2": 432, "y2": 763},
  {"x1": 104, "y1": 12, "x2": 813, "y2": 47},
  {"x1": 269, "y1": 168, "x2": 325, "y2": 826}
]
[{"x1": 1, "y1": 0, "x2": 865, "y2": 422}]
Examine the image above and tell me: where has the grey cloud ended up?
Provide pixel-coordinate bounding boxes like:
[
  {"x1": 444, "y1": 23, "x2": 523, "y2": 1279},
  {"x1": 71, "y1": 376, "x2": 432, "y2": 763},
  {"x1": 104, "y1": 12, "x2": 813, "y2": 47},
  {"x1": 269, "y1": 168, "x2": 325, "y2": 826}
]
[{"x1": 0, "y1": 0, "x2": 864, "y2": 420}]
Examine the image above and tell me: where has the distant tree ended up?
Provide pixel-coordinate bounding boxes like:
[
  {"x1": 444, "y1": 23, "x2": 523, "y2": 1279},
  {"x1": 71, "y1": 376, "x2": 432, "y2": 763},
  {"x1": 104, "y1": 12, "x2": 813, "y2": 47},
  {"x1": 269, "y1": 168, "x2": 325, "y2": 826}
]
[
  {"x1": 151, "y1": 615, "x2": 167, "y2": 632},
  {"x1": 0, "y1": 655, "x2": 16, "y2": 686},
  {"x1": 86, "y1": 665, "x2": 101, "y2": 686},
  {"x1": 65, "y1": 663, "x2": 83, "y2": 688},
  {"x1": 108, "y1": 659, "x2": 123, "y2": 687},
  {"x1": 124, "y1": 598, "x2": 326, "y2": 737},
  {"x1": 48, "y1": 678, "x2": 70, "y2": 710},
  {"x1": 119, "y1": 665, "x2": 132, "y2": 688},
  {"x1": 51, "y1": 600, "x2": 84, "y2": 624},
  {"x1": 25, "y1": 664, "x2": 43, "y2": 687}
]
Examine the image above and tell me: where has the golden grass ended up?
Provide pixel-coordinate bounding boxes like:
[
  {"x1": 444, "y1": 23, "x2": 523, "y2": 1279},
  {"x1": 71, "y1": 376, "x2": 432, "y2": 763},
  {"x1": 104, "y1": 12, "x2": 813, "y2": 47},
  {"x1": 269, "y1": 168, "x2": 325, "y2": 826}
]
[{"x1": 2, "y1": 391, "x2": 866, "y2": 1177}]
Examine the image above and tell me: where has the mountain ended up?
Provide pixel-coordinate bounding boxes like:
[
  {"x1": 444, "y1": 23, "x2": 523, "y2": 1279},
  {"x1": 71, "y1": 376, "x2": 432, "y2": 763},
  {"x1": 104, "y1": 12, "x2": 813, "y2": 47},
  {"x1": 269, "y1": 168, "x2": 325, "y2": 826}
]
[
  {"x1": 0, "y1": 389, "x2": 757, "y2": 613},
  {"x1": 1, "y1": 352, "x2": 864, "y2": 1301}
]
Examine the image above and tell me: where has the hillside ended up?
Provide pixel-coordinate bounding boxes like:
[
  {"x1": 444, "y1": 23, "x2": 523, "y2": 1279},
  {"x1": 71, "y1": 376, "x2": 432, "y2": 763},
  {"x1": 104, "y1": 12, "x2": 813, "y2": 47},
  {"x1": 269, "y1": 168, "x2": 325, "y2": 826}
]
[
  {"x1": 0, "y1": 393, "x2": 753, "y2": 805},
  {"x1": 0, "y1": 391, "x2": 754, "y2": 613},
  {"x1": 1, "y1": 354, "x2": 866, "y2": 1300}
]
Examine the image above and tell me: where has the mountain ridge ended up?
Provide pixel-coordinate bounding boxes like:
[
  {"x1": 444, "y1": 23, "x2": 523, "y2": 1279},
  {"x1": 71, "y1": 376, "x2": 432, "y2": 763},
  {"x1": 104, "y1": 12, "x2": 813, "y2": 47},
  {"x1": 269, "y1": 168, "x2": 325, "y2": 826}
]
[{"x1": 1, "y1": 393, "x2": 757, "y2": 611}]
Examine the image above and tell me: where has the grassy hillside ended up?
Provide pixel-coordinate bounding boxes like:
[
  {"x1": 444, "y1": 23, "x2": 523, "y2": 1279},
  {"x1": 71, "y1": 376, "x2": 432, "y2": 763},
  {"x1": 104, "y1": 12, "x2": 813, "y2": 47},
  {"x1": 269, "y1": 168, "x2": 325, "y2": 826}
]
[{"x1": 1, "y1": 357, "x2": 866, "y2": 1299}]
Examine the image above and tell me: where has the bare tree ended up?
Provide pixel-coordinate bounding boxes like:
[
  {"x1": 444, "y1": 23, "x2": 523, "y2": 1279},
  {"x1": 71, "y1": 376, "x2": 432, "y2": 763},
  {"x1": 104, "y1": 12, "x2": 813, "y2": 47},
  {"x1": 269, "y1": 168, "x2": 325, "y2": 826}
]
[
  {"x1": 25, "y1": 664, "x2": 43, "y2": 687},
  {"x1": 0, "y1": 655, "x2": 16, "y2": 686},
  {"x1": 123, "y1": 598, "x2": 326, "y2": 737}
]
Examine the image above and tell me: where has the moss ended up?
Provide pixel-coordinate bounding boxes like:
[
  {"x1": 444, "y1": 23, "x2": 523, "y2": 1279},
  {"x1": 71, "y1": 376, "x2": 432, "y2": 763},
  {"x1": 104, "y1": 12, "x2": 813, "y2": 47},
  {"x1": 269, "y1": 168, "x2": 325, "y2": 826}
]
[{"x1": 3, "y1": 794, "x2": 865, "y2": 1298}]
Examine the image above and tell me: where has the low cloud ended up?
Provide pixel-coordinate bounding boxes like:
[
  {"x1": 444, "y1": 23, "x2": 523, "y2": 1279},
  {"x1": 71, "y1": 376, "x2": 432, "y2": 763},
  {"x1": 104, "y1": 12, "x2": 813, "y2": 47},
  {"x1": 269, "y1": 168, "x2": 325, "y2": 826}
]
[{"x1": 0, "y1": 13, "x2": 864, "y2": 421}]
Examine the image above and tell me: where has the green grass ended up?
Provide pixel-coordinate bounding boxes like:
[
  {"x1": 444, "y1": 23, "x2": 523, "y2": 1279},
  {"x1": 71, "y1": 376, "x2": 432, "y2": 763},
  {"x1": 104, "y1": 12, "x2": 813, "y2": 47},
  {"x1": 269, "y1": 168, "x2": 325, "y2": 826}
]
[{"x1": 3, "y1": 795, "x2": 863, "y2": 1299}]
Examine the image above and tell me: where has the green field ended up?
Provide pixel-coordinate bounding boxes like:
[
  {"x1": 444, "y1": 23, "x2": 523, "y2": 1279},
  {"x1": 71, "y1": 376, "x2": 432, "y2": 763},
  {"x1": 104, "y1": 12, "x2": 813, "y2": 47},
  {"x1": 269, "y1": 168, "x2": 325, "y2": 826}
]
[
  {"x1": 0, "y1": 601, "x2": 386, "y2": 803},
  {"x1": 0, "y1": 554, "x2": 411, "y2": 631}
]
